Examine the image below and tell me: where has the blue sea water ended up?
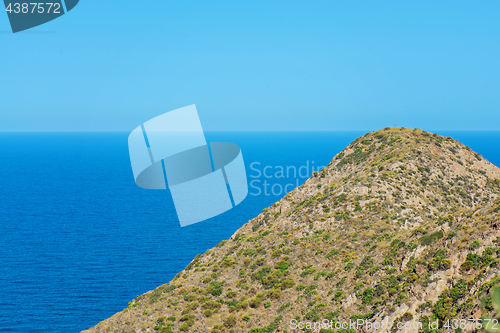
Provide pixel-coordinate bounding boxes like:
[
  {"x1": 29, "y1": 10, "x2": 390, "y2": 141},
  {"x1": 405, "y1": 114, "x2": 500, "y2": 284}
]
[{"x1": 0, "y1": 131, "x2": 499, "y2": 333}]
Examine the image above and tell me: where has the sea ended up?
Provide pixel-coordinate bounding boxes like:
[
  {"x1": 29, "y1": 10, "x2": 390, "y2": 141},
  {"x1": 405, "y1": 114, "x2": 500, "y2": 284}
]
[{"x1": 0, "y1": 131, "x2": 499, "y2": 333}]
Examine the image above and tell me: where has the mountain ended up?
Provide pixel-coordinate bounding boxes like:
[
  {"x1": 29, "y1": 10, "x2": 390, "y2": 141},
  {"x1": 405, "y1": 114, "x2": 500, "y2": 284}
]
[{"x1": 82, "y1": 127, "x2": 500, "y2": 333}]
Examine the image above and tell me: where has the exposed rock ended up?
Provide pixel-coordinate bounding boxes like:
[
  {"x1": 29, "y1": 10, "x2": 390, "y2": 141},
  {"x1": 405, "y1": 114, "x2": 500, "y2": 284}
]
[{"x1": 82, "y1": 128, "x2": 500, "y2": 333}]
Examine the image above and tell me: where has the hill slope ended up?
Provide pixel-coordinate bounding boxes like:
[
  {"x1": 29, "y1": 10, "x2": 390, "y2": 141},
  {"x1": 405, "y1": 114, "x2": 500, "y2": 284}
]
[{"x1": 83, "y1": 128, "x2": 500, "y2": 333}]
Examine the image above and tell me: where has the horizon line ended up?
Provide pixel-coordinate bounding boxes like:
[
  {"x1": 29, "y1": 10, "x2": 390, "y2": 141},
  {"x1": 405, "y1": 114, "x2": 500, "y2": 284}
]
[{"x1": 1, "y1": 129, "x2": 500, "y2": 133}]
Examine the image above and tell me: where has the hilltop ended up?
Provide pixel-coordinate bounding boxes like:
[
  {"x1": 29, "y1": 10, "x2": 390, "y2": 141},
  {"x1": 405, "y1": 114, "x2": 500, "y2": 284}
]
[{"x1": 83, "y1": 128, "x2": 500, "y2": 333}]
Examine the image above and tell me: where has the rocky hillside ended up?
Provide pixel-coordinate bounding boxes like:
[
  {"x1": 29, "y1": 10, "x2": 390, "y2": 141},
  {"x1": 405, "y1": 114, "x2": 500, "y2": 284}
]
[{"x1": 83, "y1": 128, "x2": 500, "y2": 333}]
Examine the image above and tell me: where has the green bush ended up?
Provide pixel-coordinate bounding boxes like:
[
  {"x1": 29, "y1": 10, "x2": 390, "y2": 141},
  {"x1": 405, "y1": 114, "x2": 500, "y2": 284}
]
[
  {"x1": 277, "y1": 302, "x2": 290, "y2": 313},
  {"x1": 266, "y1": 288, "x2": 282, "y2": 299},
  {"x1": 202, "y1": 300, "x2": 222, "y2": 310},
  {"x1": 407, "y1": 273, "x2": 418, "y2": 283},
  {"x1": 221, "y1": 257, "x2": 236, "y2": 268},
  {"x1": 419, "y1": 230, "x2": 444, "y2": 245},
  {"x1": 281, "y1": 278, "x2": 295, "y2": 289},
  {"x1": 484, "y1": 248, "x2": 496, "y2": 256},
  {"x1": 470, "y1": 240, "x2": 480, "y2": 250},
  {"x1": 344, "y1": 262, "x2": 354, "y2": 271},
  {"x1": 369, "y1": 266, "x2": 380, "y2": 275},
  {"x1": 439, "y1": 259, "x2": 452, "y2": 270},
  {"x1": 207, "y1": 281, "x2": 224, "y2": 296},
  {"x1": 296, "y1": 284, "x2": 306, "y2": 292},
  {"x1": 402, "y1": 312, "x2": 413, "y2": 321},
  {"x1": 362, "y1": 288, "x2": 373, "y2": 304},
  {"x1": 180, "y1": 313, "x2": 195, "y2": 327},
  {"x1": 460, "y1": 261, "x2": 474, "y2": 272},
  {"x1": 249, "y1": 295, "x2": 263, "y2": 308},
  {"x1": 223, "y1": 314, "x2": 237, "y2": 328}
]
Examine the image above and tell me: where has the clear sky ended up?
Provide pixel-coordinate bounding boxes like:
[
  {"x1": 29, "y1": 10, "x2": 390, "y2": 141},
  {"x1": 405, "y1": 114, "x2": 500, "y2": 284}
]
[{"x1": 1, "y1": 1, "x2": 499, "y2": 131}]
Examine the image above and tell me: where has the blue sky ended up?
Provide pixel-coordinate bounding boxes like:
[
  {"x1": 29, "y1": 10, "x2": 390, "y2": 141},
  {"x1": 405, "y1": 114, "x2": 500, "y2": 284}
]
[{"x1": 1, "y1": 1, "x2": 499, "y2": 131}]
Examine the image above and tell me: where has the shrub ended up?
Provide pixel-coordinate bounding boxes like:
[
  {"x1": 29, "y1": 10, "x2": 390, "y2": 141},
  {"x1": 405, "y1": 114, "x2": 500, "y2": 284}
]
[
  {"x1": 266, "y1": 288, "x2": 282, "y2": 299},
  {"x1": 221, "y1": 257, "x2": 236, "y2": 268},
  {"x1": 484, "y1": 248, "x2": 495, "y2": 256},
  {"x1": 202, "y1": 300, "x2": 222, "y2": 310},
  {"x1": 402, "y1": 312, "x2": 413, "y2": 321},
  {"x1": 277, "y1": 302, "x2": 290, "y2": 313},
  {"x1": 223, "y1": 314, "x2": 237, "y2": 328},
  {"x1": 249, "y1": 296, "x2": 263, "y2": 308},
  {"x1": 272, "y1": 248, "x2": 283, "y2": 258},
  {"x1": 303, "y1": 285, "x2": 318, "y2": 297},
  {"x1": 180, "y1": 313, "x2": 195, "y2": 326},
  {"x1": 355, "y1": 283, "x2": 365, "y2": 291},
  {"x1": 427, "y1": 258, "x2": 439, "y2": 271},
  {"x1": 439, "y1": 259, "x2": 452, "y2": 270},
  {"x1": 207, "y1": 281, "x2": 224, "y2": 296},
  {"x1": 344, "y1": 263, "x2": 354, "y2": 271},
  {"x1": 407, "y1": 273, "x2": 418, "y2": 283},
  {"x1": 419, "y1": 230, "x2": 444, "y2": 245},
  {"x1": 203, "y1": 309, "x2": 213, "y2": 317},
  {"x1": 326, "y1": 249, "x2": 339, "y2": 259},
  {"x1": 336, "y1": 277, "x2": 346, "y2": 288},
  {"x1": 369, "y1": 266, "x2": 380, "y2": 275},
  {"x1": 470, "y1": 240, "x2": 480, "y2": 251},
  {"x1": 281, "y1": 278, "x2": 295, "y2": 289},
  {"x1": 383, "y1": 258, "x2": 394, "y2": 266},
  {"x1": 407, "y1": 242, "x2": 418, "y2": 250},
  {"x1": 264, "y1": 301, "x2": 271, "y2": 309},
  {"x1": 274, "y1": 259, "x2": 290, "y2": 271},
  {"x1": 179, "y1": 323, "x2": 189, "y2": 331},
  {"x1": 314, "y1": 271, "x2": 327, "y2": 280},
  {"x1": 362, "y1": 288, "x2": 373, "y2": 304},
  {"x1": 460, "y1": 261, "x2": 474, "y2": 272}
]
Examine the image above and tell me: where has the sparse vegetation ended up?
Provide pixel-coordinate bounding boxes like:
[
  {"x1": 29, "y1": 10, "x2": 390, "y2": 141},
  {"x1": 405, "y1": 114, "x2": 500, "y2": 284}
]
[{"x1": 83, "y1": 128, "x2": 500, "y2": 333}]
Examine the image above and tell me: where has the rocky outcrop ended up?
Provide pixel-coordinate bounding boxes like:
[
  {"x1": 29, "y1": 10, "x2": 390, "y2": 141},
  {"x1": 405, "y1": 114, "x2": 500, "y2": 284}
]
[{"x1": 82, "y1": 128, "x2": 500, "y2": 333}]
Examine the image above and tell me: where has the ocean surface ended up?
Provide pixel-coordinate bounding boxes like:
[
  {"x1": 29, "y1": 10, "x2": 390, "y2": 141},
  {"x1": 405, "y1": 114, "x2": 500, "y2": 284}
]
[{"x1": 0, "y1": 131, "x2": 499, "y2": 333}]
